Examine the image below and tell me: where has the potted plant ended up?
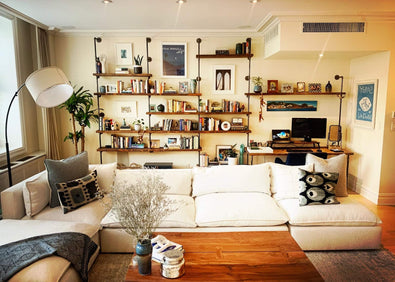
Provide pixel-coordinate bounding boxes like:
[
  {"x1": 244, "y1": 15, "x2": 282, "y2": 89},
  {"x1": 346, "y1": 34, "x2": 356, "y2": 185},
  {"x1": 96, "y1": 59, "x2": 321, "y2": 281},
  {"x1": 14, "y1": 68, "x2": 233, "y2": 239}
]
[
  {"x1": 226, "y1": 144, "x2": 238, "y2": 165},
  {"x1": 133, "y1": 55, "x2": 143, "y2": 74},
  {"x1": 133, "y1": 118, "x2": 145, "y2": 131},
  {"x1": 252, "y1": 76, "x2": 263, "y2": 93}
]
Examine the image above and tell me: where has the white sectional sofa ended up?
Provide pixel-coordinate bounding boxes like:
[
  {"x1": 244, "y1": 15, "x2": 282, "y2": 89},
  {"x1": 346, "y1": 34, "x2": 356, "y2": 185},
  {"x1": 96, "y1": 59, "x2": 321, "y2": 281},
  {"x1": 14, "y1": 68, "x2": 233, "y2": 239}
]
[{"x1": 1, "y1": 156, "x2": 382, "y2": 280}]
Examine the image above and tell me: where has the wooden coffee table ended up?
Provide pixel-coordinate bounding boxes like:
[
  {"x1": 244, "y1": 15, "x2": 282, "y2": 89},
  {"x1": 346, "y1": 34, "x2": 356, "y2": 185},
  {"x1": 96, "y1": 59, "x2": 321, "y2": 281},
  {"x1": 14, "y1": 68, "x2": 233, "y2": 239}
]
[{"x1": 125, "y1": 231, "x2": 322, "y2": 281}]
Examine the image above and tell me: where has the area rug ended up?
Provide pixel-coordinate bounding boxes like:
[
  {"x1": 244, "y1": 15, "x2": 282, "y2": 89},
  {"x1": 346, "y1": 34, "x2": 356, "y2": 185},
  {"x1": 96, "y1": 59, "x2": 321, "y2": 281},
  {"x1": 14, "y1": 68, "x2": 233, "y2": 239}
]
[
  {"x1": 89, "y1": 250, "x2": 395, "y2": 281},
  {"x1": 305, "y1": 249, "x2": 395, "y2": 282}
]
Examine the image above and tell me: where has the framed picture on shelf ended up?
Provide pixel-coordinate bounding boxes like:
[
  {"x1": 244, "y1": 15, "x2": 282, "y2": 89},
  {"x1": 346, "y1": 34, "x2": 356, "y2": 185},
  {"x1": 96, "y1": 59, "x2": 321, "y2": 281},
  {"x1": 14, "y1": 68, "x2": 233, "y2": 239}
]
[
  {"x1": 267, "y1": 80, "x2": 278, "y2": 93},
  {"x1": 161, "y1": 42, "x2": 187, "y2": 78},
  {"x1": 167, "y1": 137, "x2": 180, "y2": 149},
  {"x1": 213, "y1": 65, "x2": 235, "y2": 94},
  {"x1": 297, "y1": 82, "x2": 305, "y2": 92},
  {"x1": 281, "y1": 83, "x2": 293, "y2": 93},
  {"x1": 216, "y1": 145, "x2": 231, "y2": 164},
  {"x1": 308, "y1": 83, "x2": 322, "y2": 93},
  {"x1": 149, "y1": 104, "x2": 156, "y2": 112},
  {"x1": 354, "y1": 79, "x2": 378, "y2": 129},
  {"x1": 179, "y1": 81, "x2": 189, "y2": 93},
  {"x1": 115, "y1": 43, "x2": 133, "y2": 66},
  {"x1": 150, "y1": 139, "x2": 160, "y2": 149}
]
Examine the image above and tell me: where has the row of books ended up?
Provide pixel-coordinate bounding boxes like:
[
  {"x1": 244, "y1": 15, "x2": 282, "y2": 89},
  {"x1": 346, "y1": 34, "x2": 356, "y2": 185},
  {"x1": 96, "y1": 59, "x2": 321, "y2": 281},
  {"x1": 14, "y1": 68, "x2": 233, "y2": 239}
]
[
  {"x1": 111, "y1": 135, "x2": 144, "y2": 149},
  {"x1": 199, "y1": 117, "x2": 221, "y2": 131},
  {"x1": 179, "y1": 135, "x2": 199, "y2": 149}
]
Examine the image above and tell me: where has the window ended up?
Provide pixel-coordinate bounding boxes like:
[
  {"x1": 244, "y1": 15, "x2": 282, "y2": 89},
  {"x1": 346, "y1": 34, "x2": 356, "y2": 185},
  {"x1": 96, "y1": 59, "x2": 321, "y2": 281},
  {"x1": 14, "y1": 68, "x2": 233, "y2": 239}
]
[{"x1": 0, "y1": 14, "x2": 22, "y2": 156}]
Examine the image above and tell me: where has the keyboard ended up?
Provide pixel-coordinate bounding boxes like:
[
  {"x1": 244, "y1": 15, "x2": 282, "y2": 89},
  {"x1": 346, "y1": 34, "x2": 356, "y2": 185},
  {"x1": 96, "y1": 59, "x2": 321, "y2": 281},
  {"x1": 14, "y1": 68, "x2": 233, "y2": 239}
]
[{"x1": 286, "y1": 149, "x2": 313, "y2": 152}]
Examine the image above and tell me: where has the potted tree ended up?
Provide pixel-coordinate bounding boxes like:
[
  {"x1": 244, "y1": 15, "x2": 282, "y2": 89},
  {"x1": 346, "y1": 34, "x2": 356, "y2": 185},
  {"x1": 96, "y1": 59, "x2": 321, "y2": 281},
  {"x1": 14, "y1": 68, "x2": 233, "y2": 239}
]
[
  {"x1": 226, "y1": 144, "x2": 238, "y2": 165},
  {"x1": 133, "y1": 55, "x2": 143, "y2": 74},
  {"x1": 252, "y1": 76, "x2": 263, "y2": 93}
]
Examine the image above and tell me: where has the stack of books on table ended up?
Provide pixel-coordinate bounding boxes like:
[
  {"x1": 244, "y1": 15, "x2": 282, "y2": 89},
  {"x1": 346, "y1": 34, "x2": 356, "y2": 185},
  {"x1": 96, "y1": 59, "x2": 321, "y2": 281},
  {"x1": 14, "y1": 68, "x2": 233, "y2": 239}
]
[{"x1": 151, "y1": 235, "x2": 184, "y2": 263}]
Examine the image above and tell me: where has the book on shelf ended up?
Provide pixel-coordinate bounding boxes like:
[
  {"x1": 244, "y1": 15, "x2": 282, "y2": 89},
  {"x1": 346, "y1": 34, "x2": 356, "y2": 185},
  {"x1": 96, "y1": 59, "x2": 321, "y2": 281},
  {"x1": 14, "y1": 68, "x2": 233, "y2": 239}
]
[{"x1": 151, "y1": 235, "x2": 183, "y2": 263}]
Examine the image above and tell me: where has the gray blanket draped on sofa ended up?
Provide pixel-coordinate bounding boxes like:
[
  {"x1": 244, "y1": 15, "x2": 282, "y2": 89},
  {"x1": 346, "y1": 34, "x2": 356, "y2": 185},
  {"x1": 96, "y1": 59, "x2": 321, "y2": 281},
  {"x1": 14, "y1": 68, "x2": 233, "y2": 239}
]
[{"x1": 0, "y1": 232, "x2": 98, "y2": 281}]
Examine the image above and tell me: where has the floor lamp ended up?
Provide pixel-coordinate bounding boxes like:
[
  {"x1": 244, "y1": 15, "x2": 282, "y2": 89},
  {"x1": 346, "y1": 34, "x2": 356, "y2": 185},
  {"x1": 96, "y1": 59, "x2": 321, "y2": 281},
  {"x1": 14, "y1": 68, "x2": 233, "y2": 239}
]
[{"x1": 5, "y1": 66, "x2": 73, "y2": 187}]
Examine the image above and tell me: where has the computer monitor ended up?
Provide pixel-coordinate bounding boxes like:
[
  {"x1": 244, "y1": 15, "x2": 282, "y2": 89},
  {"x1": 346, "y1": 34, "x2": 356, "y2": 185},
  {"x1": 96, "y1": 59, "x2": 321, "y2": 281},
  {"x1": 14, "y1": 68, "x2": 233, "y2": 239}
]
[{"x1": 291, "y1": 118, "x2": 327, "y2": 141}]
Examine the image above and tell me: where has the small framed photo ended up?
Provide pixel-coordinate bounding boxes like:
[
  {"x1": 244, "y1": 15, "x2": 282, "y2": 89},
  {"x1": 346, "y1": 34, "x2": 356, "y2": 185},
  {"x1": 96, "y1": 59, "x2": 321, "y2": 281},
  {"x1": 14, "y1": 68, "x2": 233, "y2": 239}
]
[
  {"x1": 149, "y1": 104, "x2": 156, "y2": 112},
  {"x1": 308, "y1": 83, "x2": 322, "y2": 93},
  {"x1": 213, "y1": 65, "x2": 235, "y2": 94},
  {"x1": 150, "y1": 139, "x2": 160, "y2": 149},
  {"x1": 267, "y1": 80, "x2": 278, "y2": 93},
  {"x1": 115, "y1": 43, "x2": 133, "y2": 66},
  {"x1": 161, "y1": 42, "x2": 187, "y2": 78},
  {"x1": 297, "y1": 82, "x2": 305, "y2": 92},
  {"x1": 216, "y1": 145, "x2": 231, "y2": 164},
  {"x1": 106, "y1": 84, "x2": 117, "y2": 93},
  {"x1": 179, "y1": 81, "x2": 189, "y2": 94},
  {"x1": 167, "y1": 137, "x2": 180, "y2": 149},
  {"x1": 354, "y1": 79, "x2": 378, "y2": 129},
  {"x1": 281, "y1": 83, "x2": 293, "y2": 93}
]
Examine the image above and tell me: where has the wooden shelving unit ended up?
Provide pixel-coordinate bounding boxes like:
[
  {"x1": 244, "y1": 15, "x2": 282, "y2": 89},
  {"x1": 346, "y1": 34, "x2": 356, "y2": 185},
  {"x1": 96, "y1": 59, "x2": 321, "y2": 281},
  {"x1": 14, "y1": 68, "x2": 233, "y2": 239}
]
[
  {"x1": 245, "y1": 92, "x2": 345, "y2": 96},
  {"x1": 147, "y1": 111, "x2": 251, "y2": 115},
  {"x1": 196, "y1": 54, "x2": 253, "y2": 59},
  {"x1": 93, "y1": 73, "x2": 152, "y2": 78},
  {"x1": 97, "y1": 147, "x2": 201, "y2": 152}
]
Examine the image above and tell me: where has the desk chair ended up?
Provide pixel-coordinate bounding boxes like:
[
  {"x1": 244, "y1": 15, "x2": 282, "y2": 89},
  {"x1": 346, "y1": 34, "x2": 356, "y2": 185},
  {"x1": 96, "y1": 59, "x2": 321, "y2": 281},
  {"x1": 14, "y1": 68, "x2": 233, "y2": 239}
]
[{"x1": 275, "y1": 152, "x2": 328, "y2": 166}]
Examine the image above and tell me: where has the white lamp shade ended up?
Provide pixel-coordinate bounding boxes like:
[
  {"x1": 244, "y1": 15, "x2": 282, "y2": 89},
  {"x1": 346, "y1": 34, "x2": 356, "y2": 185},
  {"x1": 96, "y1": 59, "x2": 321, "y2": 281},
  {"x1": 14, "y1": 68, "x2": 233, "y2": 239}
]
[{"x1": 25, "y1": 66, "x2": 73, "y2": 108}]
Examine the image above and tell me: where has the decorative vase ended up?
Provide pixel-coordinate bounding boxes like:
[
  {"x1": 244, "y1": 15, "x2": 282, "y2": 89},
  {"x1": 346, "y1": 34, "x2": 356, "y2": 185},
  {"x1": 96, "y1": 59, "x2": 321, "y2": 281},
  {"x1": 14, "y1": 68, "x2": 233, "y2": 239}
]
[
  {"x1": 190, "y1": 79, "x2": 197, "y2": 94},
  {"x1": 254, "y1": 85, "x2": 262, "y2": 93},
  {"x1": 157, "y1": 104, "x2": 165, "y2": 112},
  {"x1": 133, "y1": 65, "x2": 142, "y2": 74},
  {"x1": 135, "y1": 239, "x2": 152, "y2": 275},
  {"x1": 134, "y1": 124, "x2": 141, "y2": 131},
  {"x1": 227, "y1": 157, "x2": 238, "y2": 165},
  {"x1": 325, "y1": 81, "x2": 332, "y2": 92}
]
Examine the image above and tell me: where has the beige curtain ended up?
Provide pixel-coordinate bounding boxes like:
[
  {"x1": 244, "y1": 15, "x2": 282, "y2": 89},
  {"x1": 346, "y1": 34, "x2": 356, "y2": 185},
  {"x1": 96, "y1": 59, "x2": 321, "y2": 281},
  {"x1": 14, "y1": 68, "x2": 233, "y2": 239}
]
[{"x1": 37, "y1": 28, "x2": 62, "y2": 160}]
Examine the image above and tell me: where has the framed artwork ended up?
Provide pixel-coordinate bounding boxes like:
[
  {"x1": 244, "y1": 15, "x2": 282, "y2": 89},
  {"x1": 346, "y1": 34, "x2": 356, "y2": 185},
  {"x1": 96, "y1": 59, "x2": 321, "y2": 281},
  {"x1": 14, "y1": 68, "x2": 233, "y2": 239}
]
[
  {"x1": 149, "y1": 104, "x2": 156, "y2": 112},
  {"x1": 161, "y1": 43, "x2": 187, "y2": 77},
  {"x1": 267, "y1": 100, "x2": 317, "y2": 111},
  {"x1": 216, "y1": 145, "x2": 232, "y2": 164},
  {"x1": 179, "y1": 81, "x2": 189, "y2": 93},
  {"x1": 308, "y1": 83, "x2": 322, "y2": 93},
  {"x1": 267, "y1": 80, "x2": 278, "y2": 93},
  {"x1": 281, "y1": 83, "x2": 293, "y2": 93},
  {"x1": 115, "y1": 43, "x2": 133, "y2": 66},
  {"x1": 113, "y1": 101, "x2": 137, "y2": 118},
  {"x1": 213, "y1": 65, "x2": 235, "y2": 94},
  {"x1": 354, "y1": 79, "x2": 378, "y2": 129},
  {"x1": 297, "y1": 82, "x2": 305, "y2": 92},
  {"x1": 150, "y1": 139, "x2": 160, "y2": 149}
]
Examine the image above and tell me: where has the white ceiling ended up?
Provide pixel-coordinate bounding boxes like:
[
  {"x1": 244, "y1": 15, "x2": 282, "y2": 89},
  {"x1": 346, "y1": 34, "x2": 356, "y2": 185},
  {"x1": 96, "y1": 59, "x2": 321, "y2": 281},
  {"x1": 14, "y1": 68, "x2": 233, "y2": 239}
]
[{"x1": 1, "y1": 0, "x2": 395, "y2": 34}]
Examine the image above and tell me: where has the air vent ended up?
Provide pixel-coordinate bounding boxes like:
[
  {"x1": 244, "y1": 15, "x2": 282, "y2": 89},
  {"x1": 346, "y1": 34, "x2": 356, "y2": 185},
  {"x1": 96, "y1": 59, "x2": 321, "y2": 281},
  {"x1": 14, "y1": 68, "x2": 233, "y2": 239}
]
[
  {"x1": 264, "y1": 23, "x2": 279, "y2": 44},
  {"x1": 303, "y1": 22, "x2": 365, "y2": 33}
]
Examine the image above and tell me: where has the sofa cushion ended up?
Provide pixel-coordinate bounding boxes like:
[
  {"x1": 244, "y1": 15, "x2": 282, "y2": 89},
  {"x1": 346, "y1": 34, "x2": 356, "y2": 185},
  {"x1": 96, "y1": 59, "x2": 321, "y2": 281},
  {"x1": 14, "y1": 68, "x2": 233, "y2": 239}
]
[
  {"x1": 45, "y1": 151, "x2": 89, "y2": 208},
  {"x1": 22, "y1": 173, "x2": 50, "y2": 217},
  {"x1": 26, "y1": 195, "x2": 110, "y2": 227},
  {"x1": 306, "y1": 153, "x2": 348, "y2": 196},
  {"x1": 114, "y1": 169, "x2": 192, "y2": 195},
  {"x1": 89, "y1": 162, "x2": 117, "y2": 194},
  {"x1": 195, "y1": 192, "x2": 288, "y2": 227},
  {"x1": 56, "y1": 170, "x2": 101, "y2": 214},
  {"x1": 269, "y1": 163, "x2": 314, "y2": 200},
  {"x1": 298, "y1": 169, "x2": 339, "y2": 206},
  {"x1": 192, "y1": 164, "x2": 271, "y2": 197},
  {"x1": 277, "y1": 197, "x2": 382, "y2": 226},
  {"x1": 101, "y1": 195, "x2": 196, "y2": 228}
]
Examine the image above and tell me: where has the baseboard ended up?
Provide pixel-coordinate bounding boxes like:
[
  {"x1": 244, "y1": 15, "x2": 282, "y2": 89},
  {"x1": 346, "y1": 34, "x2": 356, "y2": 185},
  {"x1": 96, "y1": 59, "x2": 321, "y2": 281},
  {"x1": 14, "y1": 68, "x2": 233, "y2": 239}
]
[{"x1": 377, "y1": 193, "x2": 395, "y2": 205}]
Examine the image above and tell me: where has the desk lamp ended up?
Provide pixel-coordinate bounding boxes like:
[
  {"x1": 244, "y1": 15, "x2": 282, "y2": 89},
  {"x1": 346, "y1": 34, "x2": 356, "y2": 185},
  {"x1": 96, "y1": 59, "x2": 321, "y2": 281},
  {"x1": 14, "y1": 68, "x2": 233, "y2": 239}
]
[{"x1": 5, "y1": 66, "x2": 73, "y2": 186}]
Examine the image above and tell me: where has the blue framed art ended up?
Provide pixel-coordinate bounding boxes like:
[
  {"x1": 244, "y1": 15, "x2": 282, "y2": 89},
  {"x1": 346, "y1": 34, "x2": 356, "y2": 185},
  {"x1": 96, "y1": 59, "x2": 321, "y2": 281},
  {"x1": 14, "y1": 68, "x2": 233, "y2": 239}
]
[
  {"x1": 354, "y1": 79, "x2": 378, "y2": 129},
  {"x1": 267, "y1": 101, "x2": 317, "y2": 111}
]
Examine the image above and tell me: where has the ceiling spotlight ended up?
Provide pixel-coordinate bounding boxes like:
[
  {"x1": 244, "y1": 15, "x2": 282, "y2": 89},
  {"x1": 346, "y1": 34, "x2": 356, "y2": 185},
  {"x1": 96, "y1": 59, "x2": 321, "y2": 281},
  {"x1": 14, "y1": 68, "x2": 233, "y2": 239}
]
[
  {"x1": 319, "y1": 53, "x2": 324, "y2": 57},
  {"x1": 250, "y1": 0, "x2": 261, "y2": 3},
  {"x1": 102, "y1": 0, "x2": 112, "y2": 4},
  {"x1": 176, "y1": 0, "x2": 186, "y2": 3}
]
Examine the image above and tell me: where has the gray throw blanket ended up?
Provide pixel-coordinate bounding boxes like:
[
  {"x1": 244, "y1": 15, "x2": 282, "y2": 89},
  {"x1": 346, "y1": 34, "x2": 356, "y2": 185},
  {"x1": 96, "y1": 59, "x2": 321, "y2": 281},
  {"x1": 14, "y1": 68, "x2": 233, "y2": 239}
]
[{"x1": 0, "y1": 232, "x2": 97, "y2": 282}]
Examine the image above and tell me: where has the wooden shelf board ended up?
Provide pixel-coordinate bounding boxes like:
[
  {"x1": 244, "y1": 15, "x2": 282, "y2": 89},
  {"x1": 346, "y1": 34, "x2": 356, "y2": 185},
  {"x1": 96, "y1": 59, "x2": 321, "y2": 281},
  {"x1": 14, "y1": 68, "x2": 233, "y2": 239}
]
[
  {"x1": 245, "y1": 92, "x2": 345, "y2": 96},
  {"x1": 97, "y1": 147, "x2": 201, "y2": 152},
  {"x1": 93, "y1": 73, "x2": 152, "y2": 77},
  {"x1": 97, "y1": 130, "x2": 250, "y2": 134},
  {"x1": 147, "y1": 111, "x2": 251, "y2": 115},
  {"x1": 94, "y1": 93, "x2": 202, "y2": 96},
  {"x1": 196, "y1": 54, "x2": 253, "y2": 59}
]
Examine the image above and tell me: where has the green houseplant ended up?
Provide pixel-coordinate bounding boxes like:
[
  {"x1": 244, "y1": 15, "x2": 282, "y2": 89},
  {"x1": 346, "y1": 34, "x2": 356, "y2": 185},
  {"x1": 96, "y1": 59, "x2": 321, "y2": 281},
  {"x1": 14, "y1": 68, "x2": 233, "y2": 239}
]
[
  {"x1": 252, "y1": 76, "x2": 263, "y2": 93},
  {"x1": 132, "y1": 118, "x2": 145, "y2": 131},
  {"x1": 133, "y1": 55, "x2": 144, "y2": 74},
  {"x1": 59, "y1": 85, "x2": 98, "y2": 154},
  {"x1": 226, "y1": 144, "x2": 238, "y2": 165}
]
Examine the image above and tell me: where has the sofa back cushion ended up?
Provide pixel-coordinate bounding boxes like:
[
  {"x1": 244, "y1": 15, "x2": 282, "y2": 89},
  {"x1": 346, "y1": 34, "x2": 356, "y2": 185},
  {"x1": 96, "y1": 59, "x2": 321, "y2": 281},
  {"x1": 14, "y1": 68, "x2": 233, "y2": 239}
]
[
  {"x1": 195, "y1": 192, "x2": 288, "y2": 227},
  {"x1": 89, "y1": 162, "x2": 117, "y2": 194},
  {"x1": 269, "y1": 163, "x2": 314, "y2": 200},
  {"x1": 114, "y1": 169, "x2": 192, "y2": 195},
  {"x1": 192, "y1": 163, "x2": 271, "y2": 197},
  {"x1": 23, "y1": 173, "x2": 50, "y2": 217}
]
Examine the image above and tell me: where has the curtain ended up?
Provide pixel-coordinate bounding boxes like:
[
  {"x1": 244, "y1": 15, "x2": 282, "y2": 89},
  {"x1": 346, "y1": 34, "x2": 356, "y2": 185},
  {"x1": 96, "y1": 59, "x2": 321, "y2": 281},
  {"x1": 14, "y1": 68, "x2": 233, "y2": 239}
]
[{"x1": 37, "y1": 27, "x2": 62, "y2": 160}]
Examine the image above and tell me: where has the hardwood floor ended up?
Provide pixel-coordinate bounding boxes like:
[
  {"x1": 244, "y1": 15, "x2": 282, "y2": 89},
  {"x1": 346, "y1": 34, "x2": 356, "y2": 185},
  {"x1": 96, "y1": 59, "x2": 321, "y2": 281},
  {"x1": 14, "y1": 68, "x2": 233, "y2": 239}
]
[{"x1": 352, "y1": 194, "x2": 395, "y2": 255}]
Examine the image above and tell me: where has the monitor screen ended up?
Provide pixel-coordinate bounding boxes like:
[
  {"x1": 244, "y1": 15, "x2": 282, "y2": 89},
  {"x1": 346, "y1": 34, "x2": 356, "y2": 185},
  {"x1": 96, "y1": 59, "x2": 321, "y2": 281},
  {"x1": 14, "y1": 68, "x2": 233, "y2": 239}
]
[{"x1": 291, "y1": 118, "x2": 327, "y2": 140}]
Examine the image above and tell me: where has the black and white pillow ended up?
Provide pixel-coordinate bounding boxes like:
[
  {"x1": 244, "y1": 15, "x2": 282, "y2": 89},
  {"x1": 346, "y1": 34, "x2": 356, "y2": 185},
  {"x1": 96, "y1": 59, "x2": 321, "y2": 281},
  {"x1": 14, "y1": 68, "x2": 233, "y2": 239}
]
[
  {"x1": 298, "y1": 168, "x2": 340, "y2": 206},
  {"x1": 56, "y1": 170, "x2": 101, "y2": 214}
]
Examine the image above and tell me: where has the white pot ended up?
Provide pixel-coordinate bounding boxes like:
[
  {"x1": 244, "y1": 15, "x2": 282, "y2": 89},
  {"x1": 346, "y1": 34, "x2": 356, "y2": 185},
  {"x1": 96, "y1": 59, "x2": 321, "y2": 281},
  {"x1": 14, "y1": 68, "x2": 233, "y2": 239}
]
[
  {"x1": 227, "y1": 157, "x2": 238, "y2": 165},
  {"x1": 134, "y1": 124, "x2": 141, "y2": 131}
]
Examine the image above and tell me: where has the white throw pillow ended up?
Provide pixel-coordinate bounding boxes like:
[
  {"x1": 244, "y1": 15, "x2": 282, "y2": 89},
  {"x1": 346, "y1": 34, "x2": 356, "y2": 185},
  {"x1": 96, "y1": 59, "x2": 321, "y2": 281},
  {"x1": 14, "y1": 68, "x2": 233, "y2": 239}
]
[
  {"x1": 114, "y1": 169, "x2": 192, "y2": 195},
  {"x1": 23, "y1": 173, "x2": 50, "y2": 217},
  {"x1": 305, "y1": 153, "x2": 347, "y2": 196},
  {"x1": 269, "y1": 163, "x2": 314, "y2": 200},
  {"x1": 89, "y1": 162, "x2": 117, "y2": 194},
  {"x1": 195, "y1": 192, "x2": 288, "y2": 227},
  {"x1": 192, "y1": 163, "x2": 271, "y2": 197}
]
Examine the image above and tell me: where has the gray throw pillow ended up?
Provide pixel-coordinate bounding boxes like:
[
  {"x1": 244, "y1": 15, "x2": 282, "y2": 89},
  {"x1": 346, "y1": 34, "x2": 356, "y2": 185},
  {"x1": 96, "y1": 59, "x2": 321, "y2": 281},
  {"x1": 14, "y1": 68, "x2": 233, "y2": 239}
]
[{"x1": 45, "y1": 151, "x2": 89, "y2": 207}]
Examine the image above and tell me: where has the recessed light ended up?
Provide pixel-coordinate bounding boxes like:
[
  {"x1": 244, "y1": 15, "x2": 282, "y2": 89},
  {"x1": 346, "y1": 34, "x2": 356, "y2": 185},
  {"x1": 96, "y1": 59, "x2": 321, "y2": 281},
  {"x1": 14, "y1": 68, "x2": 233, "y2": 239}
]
[
  {"x1": 176, "y1": 0, "x2": 186, "y2": 3},
  {"x1": 249, "y1": 0, "x2": 260, "y2": 3},
  {"x1": 319, "y1": 53, "x2": 324, "y2": 57},
  {"x1": 102, "y1": 0, "x2": 112, "y2": 4}
]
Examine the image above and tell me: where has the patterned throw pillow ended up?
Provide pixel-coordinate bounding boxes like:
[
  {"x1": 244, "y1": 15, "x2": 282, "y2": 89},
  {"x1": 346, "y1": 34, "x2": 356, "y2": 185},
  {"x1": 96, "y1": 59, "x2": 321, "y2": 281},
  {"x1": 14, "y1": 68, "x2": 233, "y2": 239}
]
[
  {"x1": 298, "y1": 168, "x2": 340, "y2": 206},
  {"x1": 56, "y1": 170, "x2": 101, "y2": 214}
]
